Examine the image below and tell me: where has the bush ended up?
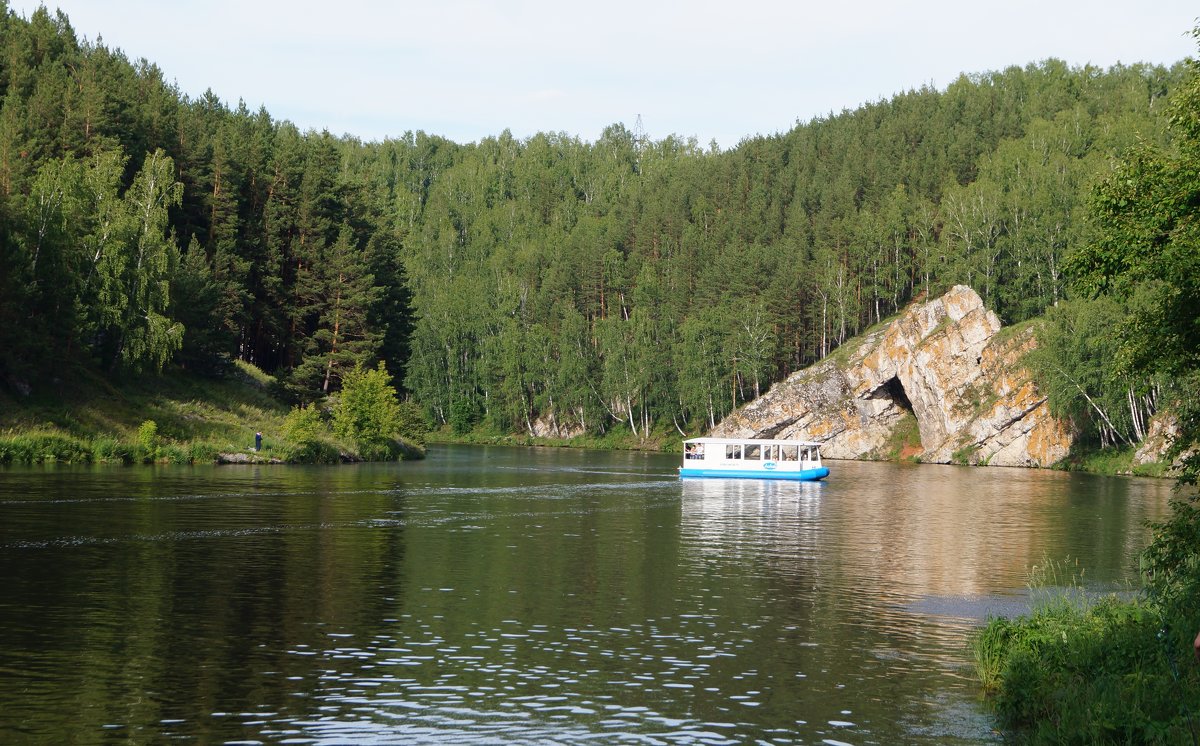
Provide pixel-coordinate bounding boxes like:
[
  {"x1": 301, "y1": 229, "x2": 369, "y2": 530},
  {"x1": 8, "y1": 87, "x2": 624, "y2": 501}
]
[
  {"x1": 282, "y1": 403, "x2": 324, "y2": 444},
  {"x1": 974, "y1": 596, "x2": 1196, "y2": 744},
  {"x1": 1142, "y1": 496, "x2": 1200, "y2": 629},
  {"x1": 136, "y1": 419, "x2": 158, "y2": 449},
  {"x1": 279, "y1": 402, "x2": 341, "y2": 463},
  {"x1": 136, "y1": 420, "x2": 158, "y2": 461},
  {"x1": 449, "y1": 398, "x2": 477, "y2": 435},
  {"x1": 333, "y1": 362, "x2": 402, "y2": 460},
  {"x1": 157, "y1": 444, "x2": 185, "y2": 464}
]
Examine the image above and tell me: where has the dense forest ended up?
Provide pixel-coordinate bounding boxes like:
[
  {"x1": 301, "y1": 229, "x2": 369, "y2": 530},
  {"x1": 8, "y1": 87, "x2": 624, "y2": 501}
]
[{"x1": 0, "y1": 3, "x2": 1191, "y2": 450}]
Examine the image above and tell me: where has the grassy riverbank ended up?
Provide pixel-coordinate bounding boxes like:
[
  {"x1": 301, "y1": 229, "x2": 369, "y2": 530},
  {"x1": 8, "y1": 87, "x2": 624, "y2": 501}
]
[
  {"x1": 974, "y1": 512, "x2": 1200, "y2": 744},
  {"x1": 1051, "y1": 444, "x2": 1172, "y2": 479},
  {"x1": 0, "y1": 361, "x2": 421, "y2": 465}
]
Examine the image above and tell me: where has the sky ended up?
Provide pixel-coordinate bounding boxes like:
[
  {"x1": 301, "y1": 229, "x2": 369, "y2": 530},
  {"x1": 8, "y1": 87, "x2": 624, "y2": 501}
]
[{"x1": 9, "y1": 0, "x2": 1199, "y2": 150}]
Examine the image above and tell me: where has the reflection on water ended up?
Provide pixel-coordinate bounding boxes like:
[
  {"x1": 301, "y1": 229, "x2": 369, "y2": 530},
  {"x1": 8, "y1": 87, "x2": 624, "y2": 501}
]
[{"x1": 0, "y1": 447, "x2": 1173, "y2": 744}]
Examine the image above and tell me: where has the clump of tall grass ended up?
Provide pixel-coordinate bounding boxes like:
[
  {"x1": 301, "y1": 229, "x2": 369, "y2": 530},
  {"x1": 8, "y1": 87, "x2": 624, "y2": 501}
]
[
  {"x1": 0, "y1": 432, "x2": 93, "y2": 463},
  {"x1": 91, "y1": 437, "x2": 134, "y2": 464}
]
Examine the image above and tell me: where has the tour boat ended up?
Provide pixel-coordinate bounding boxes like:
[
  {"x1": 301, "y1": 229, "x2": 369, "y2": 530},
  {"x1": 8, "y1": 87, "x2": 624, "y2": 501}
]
[{"x1": 678, "y1": 437, "x2": 830, "y2": 481}]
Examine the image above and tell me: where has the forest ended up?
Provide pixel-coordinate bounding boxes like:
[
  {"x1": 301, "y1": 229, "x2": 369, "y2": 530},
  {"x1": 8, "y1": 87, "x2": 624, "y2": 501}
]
[{"x1": 0, "y1": 3, "x2": 1193, "y2": 455}]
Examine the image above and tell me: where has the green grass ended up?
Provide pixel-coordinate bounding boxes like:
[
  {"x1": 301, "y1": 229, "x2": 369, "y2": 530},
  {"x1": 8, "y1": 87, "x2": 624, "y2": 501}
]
[
  {"x1": 951, "y1": 442, "x2": 979, "y2": 465},
  {"x1": 876, "y1": 410, "x2": 922, "y2": 461},
  {"x1": 973, "y1": 554, "x2": 1200, "y2": 744},
  {"x1": 991, "y1": 317, "x2": 1038, "y2": 347}
]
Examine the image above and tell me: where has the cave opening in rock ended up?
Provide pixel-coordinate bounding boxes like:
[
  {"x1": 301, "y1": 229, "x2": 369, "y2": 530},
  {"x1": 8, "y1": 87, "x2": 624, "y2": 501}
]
[{"x1": 878, "y1": 376, "x2": 913, "y2": 413}]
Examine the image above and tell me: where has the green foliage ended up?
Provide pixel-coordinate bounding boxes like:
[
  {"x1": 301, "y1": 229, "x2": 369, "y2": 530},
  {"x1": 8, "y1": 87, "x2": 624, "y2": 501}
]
[
  {"x1": 976, "y1": 39, "x2": 1200, "y2": 740},
  {"x1": 0, "y1": 432, "x2": 92, "y2": 463},
  {"x1": 280, "y1": 402, "x2": 341, "y2": 463},
  {"x1": 878, "y1": 410, "x2": 922, "y2": 461},
  {"x1": 395, "y1": 399, "x2": 429, "y2": 447},
  {"x1": 333, "y1": 362, "x2": 405, "y2": 459},
  {"x1": 1027, "y1": 297, "x2": 1158, "y2": 449},
  {"x1": 135, "y1": 419, "x2": 158, "y2": 452},
  {"x1": 973, "y1": 597, "x2": 1196, "y2": 744},
  {"x1": 281, "y1": 403, "x2": 323, "y2": 444},
  {"x1": 449, "y1": 398, "x2": 478, "y2": 436},
  {"x1": 169, "y1": 237, "x2": 247, "y2": 373},
  {"x1": 1064, "y1": 29, "x2": 1200, "y2": 481},
  {"x1": 1142, "y1": 496, "x2": 1200, "y2": 628},
  {"x1": 286, "y1": 222, "x2": 383, "y2": 399},
  {"x1": 185, "y1": 441, "x2": 220, "y2": 464},
  {"x1": 91, "y1": 437, "x2": 133, "y2": 464}
]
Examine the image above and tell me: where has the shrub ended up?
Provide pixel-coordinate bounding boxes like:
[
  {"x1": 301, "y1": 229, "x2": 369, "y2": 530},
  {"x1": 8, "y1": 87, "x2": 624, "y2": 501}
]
[
  {"x1": 0, "y1": 433, "x2": 93, "y2": 463},
  {"x1": 159, "y1": 444, "x2": 190, "y2": 464},
  {"x1": 449, "y1": 398, "x2": 477, "y2": 435},
  {"x1": 280, "y1": 402, "x2": 341, "y2": 463},
  {"x1": 136, "y1": 420, "x2": 158, "y2": 457},
  {"x1": 282, "y1": 403, "x2": 325, "y2": 445},
  {"x1": 333, "y1": 363, "x2": 402, "y2": 460}
]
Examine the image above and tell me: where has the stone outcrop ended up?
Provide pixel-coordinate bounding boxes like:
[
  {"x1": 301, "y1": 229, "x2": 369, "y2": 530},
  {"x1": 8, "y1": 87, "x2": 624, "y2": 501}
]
[
  {"x1": 1132, "y1": 411, "x2": 1195, "y2": 474},
  {"x1": 710, "y1": 286, "x2": 1073, "y2": 467},
  {"x1": 530, "y1": 411, "x2": 585, "y2": 440}
]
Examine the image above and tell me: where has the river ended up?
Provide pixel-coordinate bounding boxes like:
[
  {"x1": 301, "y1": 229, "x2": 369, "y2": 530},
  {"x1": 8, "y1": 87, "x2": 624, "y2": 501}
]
[{"x1": 0, "y1": 445, "x2": 1175, "y2": 744}]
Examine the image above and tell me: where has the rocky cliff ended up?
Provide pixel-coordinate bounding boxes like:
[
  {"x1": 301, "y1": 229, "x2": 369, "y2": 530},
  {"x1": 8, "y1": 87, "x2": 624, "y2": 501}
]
[{"x1": 710, "y1": 286, "x2": 1073, "y2": 467}]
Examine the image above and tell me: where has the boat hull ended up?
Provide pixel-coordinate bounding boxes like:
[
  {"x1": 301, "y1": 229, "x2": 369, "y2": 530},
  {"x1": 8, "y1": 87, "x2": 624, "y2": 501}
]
[{"x1": 678, "y1": 466, "x2": 830, "y2": 481}]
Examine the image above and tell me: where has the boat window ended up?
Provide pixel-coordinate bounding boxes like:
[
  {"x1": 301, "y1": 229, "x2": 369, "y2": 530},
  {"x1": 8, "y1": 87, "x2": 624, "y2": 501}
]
[
  {"x1": 685, "y1": 443, "x2": 704, "y2": 460},
  {"x1": 764, "y1": 444, "x2": 779, "y2": 461},
  {"x1": 744, "y1": 444, "x2": 761, "y2": 460},
  {"x1": 781, "y1": 445, "x2": 798, "y2": 461},
  {"x1": 725, "y1": 444, "x2": 742, "y2": 460}
]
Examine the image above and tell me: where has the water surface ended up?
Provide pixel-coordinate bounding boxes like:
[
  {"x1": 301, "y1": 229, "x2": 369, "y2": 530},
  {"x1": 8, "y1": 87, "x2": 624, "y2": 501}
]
[{"x1": 0, "y1": 446, "x2": 1174, "y2": 743}]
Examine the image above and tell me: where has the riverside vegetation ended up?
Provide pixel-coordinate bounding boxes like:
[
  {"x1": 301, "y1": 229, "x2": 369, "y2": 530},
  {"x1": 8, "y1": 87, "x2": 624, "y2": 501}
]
[
  {"x1": 971, "y1": 29, "x2": 1200, "y2": 745},
  {"x1": 1, "y1": 5, "x2": 1199, "y2": 739},
  {"x1": 0, "y1": 358, "x2": 427, "y2": 464}
]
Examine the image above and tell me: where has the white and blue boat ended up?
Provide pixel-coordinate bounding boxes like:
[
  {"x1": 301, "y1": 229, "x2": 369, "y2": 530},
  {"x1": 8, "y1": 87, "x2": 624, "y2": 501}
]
[{"x1": 679, "y1": 437, "x2": 830, "y2": 481}]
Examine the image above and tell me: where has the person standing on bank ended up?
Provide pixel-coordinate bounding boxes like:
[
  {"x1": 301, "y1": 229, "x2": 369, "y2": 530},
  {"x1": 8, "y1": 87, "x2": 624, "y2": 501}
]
[{"x1": 255, "y1": 432, "x2": 262, "y2": 452}]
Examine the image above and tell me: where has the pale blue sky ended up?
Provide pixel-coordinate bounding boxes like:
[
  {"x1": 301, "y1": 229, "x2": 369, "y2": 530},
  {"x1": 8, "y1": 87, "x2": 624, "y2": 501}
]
[{"x1": 11, "y1": 0, "x2": 1199, "y2": 149}]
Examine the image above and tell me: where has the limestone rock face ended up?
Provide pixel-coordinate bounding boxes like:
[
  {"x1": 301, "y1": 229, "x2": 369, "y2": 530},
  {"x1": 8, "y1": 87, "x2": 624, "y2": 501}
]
[
  {"x1": 710, "y1": 286, "x2": 1073, "y2": 467},
  {"x1": 1133, "y1": 412, "x2": 1183, "y2": 470},
  {"x1": 530, "y1": 411, "x2": 585, "y2": 440}
]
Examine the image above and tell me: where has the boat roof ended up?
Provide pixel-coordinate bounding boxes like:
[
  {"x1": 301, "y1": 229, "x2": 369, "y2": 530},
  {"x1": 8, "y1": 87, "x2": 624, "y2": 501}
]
[{"x1": 683, "y1": 437, "x2": 822, "y2": 447}]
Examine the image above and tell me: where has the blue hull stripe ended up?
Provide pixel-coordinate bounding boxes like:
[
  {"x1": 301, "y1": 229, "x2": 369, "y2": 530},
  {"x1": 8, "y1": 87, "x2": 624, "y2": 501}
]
[{"x1": 678, "y1": 467, "x2": 830, "y2": 481}]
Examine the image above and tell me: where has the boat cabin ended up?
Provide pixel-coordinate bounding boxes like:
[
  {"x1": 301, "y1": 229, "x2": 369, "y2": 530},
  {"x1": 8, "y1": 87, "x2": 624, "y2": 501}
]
[{"x1": 679, "y1": 437, "x2": 829, "y2": 481}]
